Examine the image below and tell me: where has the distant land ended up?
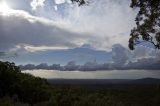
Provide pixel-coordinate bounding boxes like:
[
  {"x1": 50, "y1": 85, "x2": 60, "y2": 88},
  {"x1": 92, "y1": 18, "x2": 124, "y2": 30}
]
[{"x1": 48, "y1": 78, "x2": 160, "y2": 85}]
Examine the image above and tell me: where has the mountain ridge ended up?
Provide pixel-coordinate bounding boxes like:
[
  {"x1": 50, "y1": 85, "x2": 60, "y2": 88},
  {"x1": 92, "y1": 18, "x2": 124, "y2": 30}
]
[{"x1": 47, "y1": 77, "x2": 160, "y2": 85}]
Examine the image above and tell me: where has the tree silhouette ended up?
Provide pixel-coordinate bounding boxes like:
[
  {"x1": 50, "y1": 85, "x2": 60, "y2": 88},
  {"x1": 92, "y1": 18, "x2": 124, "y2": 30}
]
[
  {"x1": 71, "y1": 0, "x2": 86, "y2": 6},
  {"x1": 129, "y1": 0, "x2": 160, "y2": 50},
  {"x1": 0, "y1": 61, "x2": 51, "y2": 104}
]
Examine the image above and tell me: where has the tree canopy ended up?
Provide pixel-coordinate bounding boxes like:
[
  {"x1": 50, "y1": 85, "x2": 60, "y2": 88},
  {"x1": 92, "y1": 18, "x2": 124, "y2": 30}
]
[
  {"x1": 0, "y1": 61, "x2": 51, "y2": 105},
  {"x1": 128, "y1": 0, "x2": 160, "y2": 50},
  {"x1": 71, "y1": 0, "x2": 86, "y2": 6}
]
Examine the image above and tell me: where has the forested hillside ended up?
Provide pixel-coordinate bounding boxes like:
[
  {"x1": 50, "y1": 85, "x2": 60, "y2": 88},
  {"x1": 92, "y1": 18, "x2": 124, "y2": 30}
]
[{"x1": 0, "y1": 61, "x2": 160, "y2": 106}]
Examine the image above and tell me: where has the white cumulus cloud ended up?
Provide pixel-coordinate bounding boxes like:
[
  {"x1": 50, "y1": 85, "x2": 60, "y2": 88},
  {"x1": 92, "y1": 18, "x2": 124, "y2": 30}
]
[
  {"x1": 55, "y1": 0, "x2": 65, "y2": 4},
  {"x1": 30, "y1": 0, "x2": 46, "y2": 10}
]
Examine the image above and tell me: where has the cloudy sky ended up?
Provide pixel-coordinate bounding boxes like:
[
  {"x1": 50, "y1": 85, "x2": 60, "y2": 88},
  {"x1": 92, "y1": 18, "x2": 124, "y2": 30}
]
[{"x1": 0, "y1": 0, "x2": 160, "y2": 79}]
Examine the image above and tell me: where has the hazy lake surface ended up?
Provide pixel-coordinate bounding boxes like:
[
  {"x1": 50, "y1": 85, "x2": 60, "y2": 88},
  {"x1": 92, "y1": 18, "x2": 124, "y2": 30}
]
[{"x1": 23, "y1": 70, "x2": 160, "y2": 79}]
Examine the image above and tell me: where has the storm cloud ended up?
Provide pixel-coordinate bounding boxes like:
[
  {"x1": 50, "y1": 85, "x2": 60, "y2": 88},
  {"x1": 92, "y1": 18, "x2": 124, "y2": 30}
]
[
  {"x1": 0, "y1": 9, "x2": 89, "y2": 52},
  {"x1": 1, "y1": 0, "x2": 137, "y2": 52},
  {"x1": 1, "y1": 0, "x2": 159, "y2": 72},
  {"x1": 19, "y1": 45, "x2": 160, "y2": 71}
]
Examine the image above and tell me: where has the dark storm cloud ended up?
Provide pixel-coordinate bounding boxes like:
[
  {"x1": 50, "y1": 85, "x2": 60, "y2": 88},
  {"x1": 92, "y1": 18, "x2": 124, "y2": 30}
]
[
  {"x1": 0, "y1": 52, "x2": 6, "y2": 57},
  {"x1": 19, "y1": 44, "x2": 160, "y2": 71},
  {"x1": 19, "y1": 61, "x2": 110, "y2": 71},
  {"x1": 126, "y1": 58, "x2": 160, "y2": 70},
  {"x1": 112, "y1": 44, "x2": 129, "y2": 67},
  {"x1": 0, "y1": 52, "x2": 18, "y2": 58},
  {"x1": 0, "y1": 10, "x2": 88, "y2": 52},
  {"x1": 111, "y1": 44, "x2": 160, "y2": 70}
]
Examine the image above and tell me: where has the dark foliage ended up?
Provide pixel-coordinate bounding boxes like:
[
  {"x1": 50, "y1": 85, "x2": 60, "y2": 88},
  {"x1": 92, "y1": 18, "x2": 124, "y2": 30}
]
[
  {"x1": 0, "y1": 61, "x2": 51, "y2": 105},
  {"x1": 71, "y1": 0, "x2": 86, "y2": 6},
  {"x1": 0, "y1": 61, "x2": 160, "y2": 106},
  {"x1": 129, "y1": 0, "x2": 160, "y2": 50},
  {"x1": 71, "y1": 0, "x2": 91, "y2": 6}
]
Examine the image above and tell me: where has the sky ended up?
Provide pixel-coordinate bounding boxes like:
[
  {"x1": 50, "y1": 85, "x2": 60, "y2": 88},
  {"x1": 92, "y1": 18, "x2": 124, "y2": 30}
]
[{"x1": 0, "y1": 0, "x2": 160, "y2": 79}]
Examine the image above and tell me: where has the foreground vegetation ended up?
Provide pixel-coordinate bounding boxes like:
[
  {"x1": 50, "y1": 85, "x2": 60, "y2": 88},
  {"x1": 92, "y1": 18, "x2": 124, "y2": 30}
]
[{"x1": 0, "y1": 61, "x2": 160, "y2": 106}]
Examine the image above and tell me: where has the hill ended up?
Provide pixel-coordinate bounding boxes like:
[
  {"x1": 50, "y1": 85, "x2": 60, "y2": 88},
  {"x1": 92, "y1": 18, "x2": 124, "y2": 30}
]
[
  {"x1": 130, "y1": 78, "x2": 160, "y2": 84},
  {"x1": 0, "y1": 61, "x2": 160, "y2": 106},
  {"x1": 48, "y1": 78, "x2": 160, "y2": 85}
]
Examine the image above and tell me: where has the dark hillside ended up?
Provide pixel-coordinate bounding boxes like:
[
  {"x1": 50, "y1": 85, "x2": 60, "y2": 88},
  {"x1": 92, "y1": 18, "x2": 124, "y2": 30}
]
[{"x1": 0, "y1": 61, "x2": 160, "y2": 106}]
